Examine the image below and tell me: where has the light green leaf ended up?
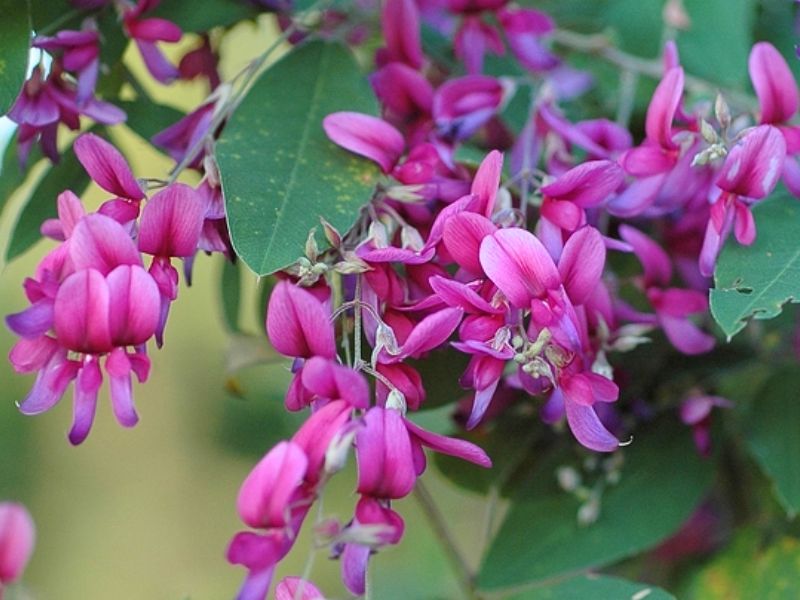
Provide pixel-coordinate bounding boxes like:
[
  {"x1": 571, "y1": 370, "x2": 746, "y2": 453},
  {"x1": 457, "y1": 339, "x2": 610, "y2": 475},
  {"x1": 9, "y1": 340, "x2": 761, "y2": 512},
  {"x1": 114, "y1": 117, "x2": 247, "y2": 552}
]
[
  {"x1": 217, "y1": 41, "x2": 380, "y2": 276},
  {"x1": 710, "y1": 193, "x2": 800, "y2": 339},
  {"x1": 0, "y1": 135, "x2": 41, "y2": 219},
  {"x1": 0, "y1": 0, "x2": 31, "y2": 116},
  {"x1": 6, "y1": 141, "x2": 90, "y2": 260},
  {"x1": 678, "y1": 0, "x2": 756, "y2": 88},
  {"x1": 507, "y1": 573, "x2": 675, "y2": 600},
  {"x1": 478, "y1": 420, "x2": 714, "y2": 591},
  {"x1": 746, "y1": 368, "x2": 800, "y2": 517},
  {"x1": 686, "y1": 530, "x2": 800, "y2": 599}
]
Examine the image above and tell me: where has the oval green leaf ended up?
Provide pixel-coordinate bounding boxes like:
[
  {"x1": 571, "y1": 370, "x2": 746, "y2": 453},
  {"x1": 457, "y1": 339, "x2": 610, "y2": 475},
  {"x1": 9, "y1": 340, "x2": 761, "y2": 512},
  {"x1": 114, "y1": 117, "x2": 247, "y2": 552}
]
[
  {"x1": 217, "y1": 41, "x2": 381, "y2": 276},
  {"x1": 478, "y1": 419, "x2": 714, "y2": 591}
]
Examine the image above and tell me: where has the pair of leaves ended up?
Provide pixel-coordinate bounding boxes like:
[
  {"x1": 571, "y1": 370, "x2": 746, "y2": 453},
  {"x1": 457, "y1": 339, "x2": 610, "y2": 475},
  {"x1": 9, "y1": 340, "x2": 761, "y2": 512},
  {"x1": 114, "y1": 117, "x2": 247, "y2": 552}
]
[
  {"x1": 479, "y1": 419, "x2": 714, "y2": 592},
  {"x1": 217, "y1": 41, "x2": 381, "y2": 276}
]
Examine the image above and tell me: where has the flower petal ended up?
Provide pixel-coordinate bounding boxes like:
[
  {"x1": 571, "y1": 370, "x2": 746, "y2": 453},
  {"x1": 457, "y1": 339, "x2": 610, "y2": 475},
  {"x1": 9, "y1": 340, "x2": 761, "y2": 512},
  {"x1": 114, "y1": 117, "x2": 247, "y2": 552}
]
[
  {"x1": 558, "y1": 226, "x2": 606, "y2": 306},
  {"x1": 323, "y1": 112, "x2": 404, "y2": 173},
  {"x1": 73, "y1": 133, "x2": 144, "y2": 200},
  {"x1": 564, "y1": 401, "x2": 619, "y2": 452},
  {"x1": 749, "y1": 42, "x2": 799, "y2": 125}
]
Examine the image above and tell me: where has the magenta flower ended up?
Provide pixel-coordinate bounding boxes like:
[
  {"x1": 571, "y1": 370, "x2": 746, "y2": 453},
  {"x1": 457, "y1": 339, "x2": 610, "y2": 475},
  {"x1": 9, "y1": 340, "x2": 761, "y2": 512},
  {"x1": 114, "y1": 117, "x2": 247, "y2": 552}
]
[
  {"x1": 0, "y1": 503, "x2": 35, "y2": 593},
  {"x1": 680, "y1": 394, "x2": 732, "y2": 456},
  {"x1": 8, "y1": 66, "x2": 125, "y2": 166},
  {"x1": 7, "y1": 208, "x2": 161, "y2": 444},
  {"x1": 699, "y1": 125, "x2": 785, "y2": 276},
  {"x1": 748, "y1": 42, "x2": 800, "y2": 196},
  {"x1": 275, "y1": 577, "x2": 324, "y2": 600},
  {"x1": 123, "y1": 0, "x2": 182, "y2": 84},
  {"x1": 620, "y1": 225, "x2": 714, "y2": 355},
  {"x1": 433, "y1": 75, "x2": 509, "y2": 141},
  {"x1": 323, "y1": 112, "x2": 405, "y2": 174},
  {"x1": 266, "y1": 281, "x2": 336, "y2": 360},
  {"x1": 378, "y1": 0, "x2": 424, "y2": 69},
  {"x1": 152, "y1": 103, "x2": 214, "y2": 169},
  {"x1": 540, "y1": 160, "x2": 624, "y2": 232},
  {"x1": 34, "y1": 28, "x2": 100, "y2": 104}
]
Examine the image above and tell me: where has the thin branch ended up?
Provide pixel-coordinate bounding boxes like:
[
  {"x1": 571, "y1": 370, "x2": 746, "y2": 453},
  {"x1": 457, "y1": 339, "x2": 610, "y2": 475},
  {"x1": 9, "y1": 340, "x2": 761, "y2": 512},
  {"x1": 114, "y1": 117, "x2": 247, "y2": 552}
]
[
  {"x1": 552, "y1": 29, "x2": 757, "y2": 111},
  {"x1": 414, "y1": 480, "x2": 480, "y2": 600}
]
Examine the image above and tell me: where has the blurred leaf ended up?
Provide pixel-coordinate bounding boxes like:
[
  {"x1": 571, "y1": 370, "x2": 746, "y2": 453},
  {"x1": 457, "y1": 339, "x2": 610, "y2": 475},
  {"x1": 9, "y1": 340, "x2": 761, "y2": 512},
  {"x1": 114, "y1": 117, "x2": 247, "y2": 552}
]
[
  {"x1": 506, "y1": 573, "x2": 675, "y2": 600},
  {"x1": 30, "y1": 0, "x2": 83, "y2": 33},
  {"x1": 686, "y1": 530, "x2": 800, "y2": 599},
  {"x1": 756, "y1": 0, "x2": 800, "y2": 82},
  {"x1": 605, "y1": 0, "x2": 663, "y2": 59},
  {"x1": 409, "y1": 349, "x2": 470, "y2": 411},
  {"x1": 218, "y1": 41, "x2": 380, "y2": 276},
  {"x1": 478, "y1": 419, "x2": 714, "y2": 591},
  {"x1": 6, "y1": 141, "x2": 89, "y2": 260},
  {"x1": 0, "y1": 0, "x2": 31, "y2": 116},
  {"x1": 118, "y1": 98, "x2": 185, "y2": 142},
  {"x1": 96, "y1": 7, "x2": 129, "y2": 74},
  {"x1": 220, "y1": 259, "x2": 242, "y2": 333},
  {"x1": 677, "y1": 0, "x2": 756, "y2": 88},
  {"x1": 0, "y1": 134, "x2": 41, "y2": 218},
  {"x1": 216, "y1": 364, "x2": 305, "y2": 459},
  {"x1": 745, "y1": 367, "x2": 800, "y2": 517},
  {"x1": 711, "y1": 192, "x2": 800, "y2": 339},
  {"x1": 152, "y1": 0, "x2": 258, "y2": 32}
]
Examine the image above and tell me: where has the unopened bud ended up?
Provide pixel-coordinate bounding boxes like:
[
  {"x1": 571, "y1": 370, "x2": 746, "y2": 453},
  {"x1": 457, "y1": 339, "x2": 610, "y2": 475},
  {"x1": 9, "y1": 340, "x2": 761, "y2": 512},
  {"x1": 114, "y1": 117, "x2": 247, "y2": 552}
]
[
  {"x1": 577, "y1": 495, "x2": 601, "y2": 526},
  {"x1": 385, "y1": 184, "x2": 425, "y2": 203},
  {"x1": 385, "y1": 389, "x2": 407, "y2": 413},
  {"x1": 401, "y1": 225, "x2": 425, "y2": 251},
  {"x1": 325, "y1": 427, "x2": 358, "y2": 475},
  {"x1": 305, "y1": 229, "x2": 319, "y2": 261},
  {"x1": 715, "y1": 93, "x2": 731, "y2": 130},
  {"x1": 321, "y1": 217, "x2": 342, "y2": 248},
  {"x1": 699, "y1": 119, "x2": 719, "y2": 144},
  {"x1": 663, "y1": 0, "x2": 691, "y2": 30},
  {"x1": 556, "y1": 466, "x2": 582, "y2": 492}
]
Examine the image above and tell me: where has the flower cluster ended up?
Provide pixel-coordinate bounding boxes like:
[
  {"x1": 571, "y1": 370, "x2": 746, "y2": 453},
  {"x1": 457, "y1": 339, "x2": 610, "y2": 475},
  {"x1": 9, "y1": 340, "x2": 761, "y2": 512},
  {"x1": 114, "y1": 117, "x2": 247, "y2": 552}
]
[
  {"x1": 5, "y1": 134, "x2": 227, "y2": 444},
  {"x1": 8, "y1": 0, "x2": 185, "y2": 166},
  {"x1": 0, "y1": 502, "x2": 35, "y2": 599},
  {"x1": 4, "y1": 0, "x2": 799, "y2": 597}
]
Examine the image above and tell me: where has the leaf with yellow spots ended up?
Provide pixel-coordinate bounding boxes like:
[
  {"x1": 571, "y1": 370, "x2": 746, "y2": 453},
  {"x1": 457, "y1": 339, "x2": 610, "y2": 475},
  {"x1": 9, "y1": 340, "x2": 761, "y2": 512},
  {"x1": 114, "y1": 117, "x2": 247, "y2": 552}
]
[{"x1": 217, "y1": 41, "x2": 381, "y2": 276}]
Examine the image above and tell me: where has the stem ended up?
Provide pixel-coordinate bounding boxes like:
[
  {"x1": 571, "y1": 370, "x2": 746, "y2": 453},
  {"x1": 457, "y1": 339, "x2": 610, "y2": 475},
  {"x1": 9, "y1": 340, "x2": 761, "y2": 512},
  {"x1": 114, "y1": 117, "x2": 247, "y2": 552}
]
[
  {"x1": 166, "y1": 2, "x2": 328, "y2": 184},
  {"x1": 353, "y1": 274, "x2": 363, "y2": 367},
  {"x1": 552, "y1": 29, "x2": 757, "y2": 110},
  {"x1": 414, "y1": 480, "x2": 480, "y2": 600}
]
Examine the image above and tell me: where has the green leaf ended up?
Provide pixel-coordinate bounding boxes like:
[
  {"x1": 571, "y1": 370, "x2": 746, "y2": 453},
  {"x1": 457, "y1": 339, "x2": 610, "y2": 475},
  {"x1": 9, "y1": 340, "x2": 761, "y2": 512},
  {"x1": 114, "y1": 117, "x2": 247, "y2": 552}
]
[
  {"x1": 686, "y1": 530, "x2": 800, "y2": 599},
  {"x1": 6, "y1": 141, "x2": 90, "y2": 260},
  {"x1": 710, "y1": 192, "x2": 800, "y2": 339},
  {"x1": 217, "y1": 41, "x2": 380, "y2": 276},
  {"x1": 677, "y1": 0, "x2": 756, "y2": 88},
  {"x1": 152, "y1": 0, "x2": 258, "y2": 32},
  {"x1": 745, "y1": 367, "x2": 800, "y2": 517},
  {"x1": 506, "y1": 573, "x2": 675, "y2": 600},
  {"x1": 219, "y1": 258, "x2": 242, "y2": 333},
  {"x1": 0, "y1": 135, "x2": 41, "y2": 219},
  {"x1": 0, "y1": 0, "x2": 31, "y2": 116},
  {"x1": 30, "y1": 0, "x2": 83, "y2": 33},
  {"x1": 478, "y1": 419, "x2": 714, "y2": 591}
]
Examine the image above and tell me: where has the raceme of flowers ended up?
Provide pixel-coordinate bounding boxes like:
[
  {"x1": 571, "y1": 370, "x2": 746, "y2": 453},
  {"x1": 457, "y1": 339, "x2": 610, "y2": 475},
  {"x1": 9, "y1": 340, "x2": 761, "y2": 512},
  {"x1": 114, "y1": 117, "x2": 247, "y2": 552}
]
[{"x1": 3, "y1": 0, "x2": 798, "y2": 598}]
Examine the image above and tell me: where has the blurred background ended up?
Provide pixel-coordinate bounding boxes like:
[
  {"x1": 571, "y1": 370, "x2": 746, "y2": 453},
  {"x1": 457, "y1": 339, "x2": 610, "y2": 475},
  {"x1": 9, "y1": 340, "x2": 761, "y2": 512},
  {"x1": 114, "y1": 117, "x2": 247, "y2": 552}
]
[{"x1": 0, "y1": 15, "x2": 489, "y2": 600}]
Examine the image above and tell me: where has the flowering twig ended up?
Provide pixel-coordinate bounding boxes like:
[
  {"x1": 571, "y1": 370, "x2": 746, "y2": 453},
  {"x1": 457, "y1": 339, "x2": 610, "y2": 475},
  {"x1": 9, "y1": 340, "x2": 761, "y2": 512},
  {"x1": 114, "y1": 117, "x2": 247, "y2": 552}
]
[{"x1": 552, "y1": 28, "x2": 757, "y2": 110}]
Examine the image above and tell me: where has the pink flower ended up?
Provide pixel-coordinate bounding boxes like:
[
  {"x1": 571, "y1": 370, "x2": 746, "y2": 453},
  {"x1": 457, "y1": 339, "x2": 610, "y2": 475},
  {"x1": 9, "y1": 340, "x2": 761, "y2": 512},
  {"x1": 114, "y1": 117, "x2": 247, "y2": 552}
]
[
  {"x1": 620, "y1": 225, "x2": 714, "y2": 355},
  {"x1": 699, "y1": 125, "x2": 785, "y2": 276},
  {"x1": 266, "y1": 281, "x2": 336, "y2": 360},
  {"x1": 378, "y1": 0, "x2": 424, "y2": 69},
  {"x1": 34, "y1": 28, "x2": 100, "y2": 104},
  {"x1": 433, "y1": 75, "x2": 509, "y2": 141},
  {"x1": 275, "y1": 577, "x2": 324, "y2": 600},
  {"x1": 680, "y1": 394, "x2": 732, "y2": 456},
  {"x1": 0, "y1": 503, "x2": 35, "y2": 590},
  {"x1": 123, "y1": 0, "x2": 182, "y2": 84}
]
